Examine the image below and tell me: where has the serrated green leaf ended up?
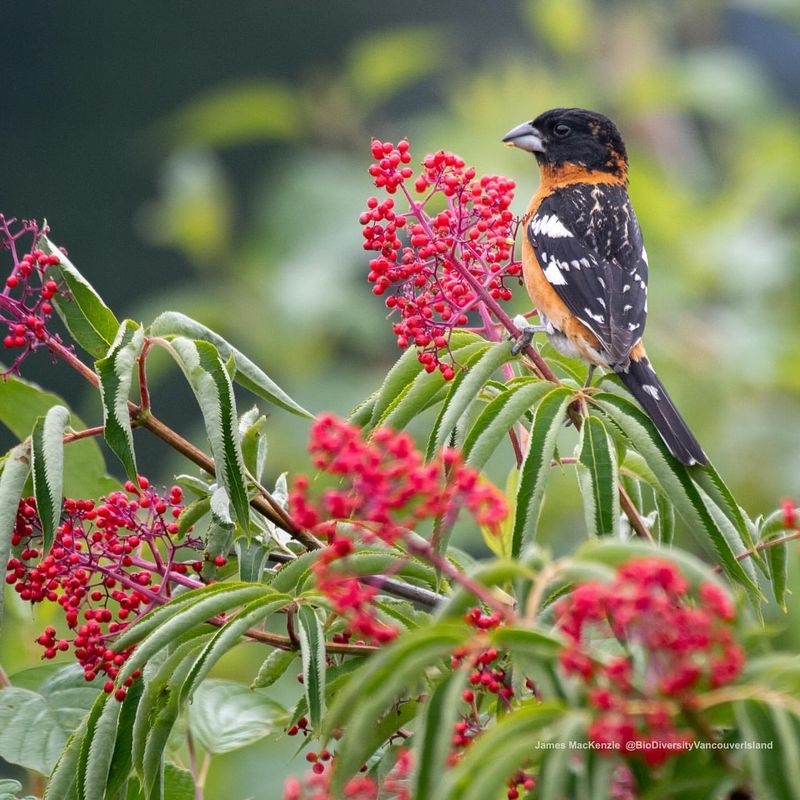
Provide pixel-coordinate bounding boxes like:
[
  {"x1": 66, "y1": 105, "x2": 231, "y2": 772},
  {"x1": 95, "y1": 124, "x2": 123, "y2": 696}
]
[
  {"x1": 594, "y1": 393, "x2": 759, "y2": 595},
  {"x1": 176, "y1": 495, "x2": 210, "y2": 537},
  {"x1": 96, "y1": 320, "x2": 144, "y2": 483},
  {"x1": 209, "y1": 484, "x2": 234, "y2": 528},
  {"x1": 0, "y1": 443, "x2": 30, "y2": 627},
  {"x1": 444, "y1": 702, "x2": 565, "y2": 800},
  {"x1": 31, "y1": 404, "x2": 70, "y2": 552},
  {"x1": 576, "y1": 415, "x2": 618, "y2": 537},
  {"x1": 512, "y1": 387, "x2": 574, "y2": 556},
  {"x1": 239, "y1": 407, "x2": 268, "y2": 483},
  {"x1": 426, "y1": 343, "x2": 515, "y2": 459},
  {"x1": 766, "y1": 534, "x2": 789, "y2": 612},
  {"x1": 348, "y1": 393, "x2": 377, "y2": 426},
  {"x1": 41, "y1": 236, "x2": 120, "y2": 358},
  {"x1": 480, "y1": 466, "x2": 517, "y2": 558},
  {"x1": 368, "y1": 332, "x2": 484, "y2": 427},
  {"x1": 167, "y1": 337, "x2": 250, "y2": 535},
  {"x1": 77, "y1": 693, "x2": 121, "y2": 800},
  {"x1": 462, "y1": 379, "x2": 550, "y2": 470},
  {"x1": 149, "y1": 311, "x2": 312, "y2": 418},
  {"x1": 297, "y1": 605, "x2": 326, "y2": 730},
  {"x1": 114, "y1": 584, "x2": 273, "y2": 679},
  {"x1": 412, "y1": 668, "x2": 469, "y2": 800},
  {"x1": 374, "y1": 342, "x2": 491, "y2": 432},
  {"x1": 328, "y1": 623, "x2": 469, "y2": 792},
  {"x1": 251, "y1": 649, "x2": 297, "y2": 689},
  {"x1": 179, "y1": 592, "x2": 291, "y2": 703},
  {"x1": 44, "y1": 716, "x2": 88, "y2": 799},
  {"x1": 235, "y1": 538, "x2": 270, "y2": 582},
  {"x1": 105, "y1": 679, "x2": 144, "y2": 798}
]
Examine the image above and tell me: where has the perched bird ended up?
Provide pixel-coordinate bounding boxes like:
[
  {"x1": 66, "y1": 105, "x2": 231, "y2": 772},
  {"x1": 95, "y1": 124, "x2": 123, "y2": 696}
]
[{"x1": 503, "y1": 107, "x2": 707, "y2": 466}]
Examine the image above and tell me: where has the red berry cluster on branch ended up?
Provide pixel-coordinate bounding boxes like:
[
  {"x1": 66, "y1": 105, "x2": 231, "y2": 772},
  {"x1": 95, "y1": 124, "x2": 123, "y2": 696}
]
[
  {"x1": 5, "y1": 478, "x2": 204, "y2": 696},
  {"x1": 556, "y1": 558, "x2": 743, "y2": 766},
  {"x1": 361, "y1": 140, "x2": 522, "y2": 379},
  {"x1": 0, "y1": 215, "x2": 66, "y2": 374}
]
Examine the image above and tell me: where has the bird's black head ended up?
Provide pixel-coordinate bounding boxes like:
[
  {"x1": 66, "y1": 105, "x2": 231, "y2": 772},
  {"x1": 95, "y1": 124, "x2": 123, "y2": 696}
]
[{"x1": 503, "y1": 108, "x2": 628, "y2": 178}]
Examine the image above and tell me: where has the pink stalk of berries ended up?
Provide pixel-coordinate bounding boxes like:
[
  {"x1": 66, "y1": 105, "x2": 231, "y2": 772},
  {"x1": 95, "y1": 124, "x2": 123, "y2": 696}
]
[
  {"x1": 5, "y1": 477, "x2": 207, "y2": 698},
  {"x1": 0, "y1": 215, "x2": 66, "y2": 375},
  {"x1": 555, "y1": 557, "x2": 743, "y2": 766},
  {"x1": 361, "y1": 140, "x2": 522, "y2": 379}
]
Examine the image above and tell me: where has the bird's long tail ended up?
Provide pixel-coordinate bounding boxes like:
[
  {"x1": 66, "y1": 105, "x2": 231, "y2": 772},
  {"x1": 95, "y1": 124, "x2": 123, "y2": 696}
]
[{"x1": 617, "y1": 356, "x2": 707, "y2": 466}]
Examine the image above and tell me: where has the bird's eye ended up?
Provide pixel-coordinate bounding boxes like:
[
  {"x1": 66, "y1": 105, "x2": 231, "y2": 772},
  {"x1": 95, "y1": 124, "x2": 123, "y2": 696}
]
[{"x1": 553, "y1": 123, "x2": 572, "y2": 138}]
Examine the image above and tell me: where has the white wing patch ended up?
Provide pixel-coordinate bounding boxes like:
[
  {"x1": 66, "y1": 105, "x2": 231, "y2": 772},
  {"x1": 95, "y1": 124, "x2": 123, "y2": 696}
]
[
  {"x1": 543, "y1": 260, "x2": 567, "y2": 285},
  {"x1": 529, "y1": 214, "x2": 574, "y2": 239},
  {"x1": 642, "y1": 384, "x2": 660, "y2": 400}
]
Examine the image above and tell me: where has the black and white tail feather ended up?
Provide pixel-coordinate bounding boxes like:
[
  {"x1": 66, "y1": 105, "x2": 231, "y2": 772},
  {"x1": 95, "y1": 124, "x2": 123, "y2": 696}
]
[{"x1": 618, "y1": 357, "x2": 706, "y2": 466}]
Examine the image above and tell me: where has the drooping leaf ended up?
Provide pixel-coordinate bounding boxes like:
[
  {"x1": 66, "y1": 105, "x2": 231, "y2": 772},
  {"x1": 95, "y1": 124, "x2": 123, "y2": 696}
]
[
  {"x1": 480, "y1": 466, "x2": 518, "y2": 558},
  {"x1": 297, "y1": 605, "x2": 327, "y2": 730},
  {"x1": 0, "y1": 443, "x2": 30, "y2": 626},
  {"x1": 575, "y1": 415, "x2": 618, "y2": 537},
  {"x1": 41, "y1": 236, "x2": 120, "y2": 358},
  {"x1": 31, "y1": 404, "x2": 71, "y2": 552},
  {"x1": 426, "y1": 342, "x2": 516, "y2": 459},
  {"x1": 96, "y1": 320, "x2": 145, "y2": 483},
  {"x1": 149, "y1": 311, "x2": 312, "y2": 417},
  {"x1": 166, "y1": 337, "x2": 251, "y2": 535},
  {"x1": 593, "y1": 392, "x2": 759, "y2": 594},
  {"x1": 239, "y1": 406, "x2": 269, "y2": 483},
  {"x1": 512, "y1": 387, "x2": 574, "y2": 556}
]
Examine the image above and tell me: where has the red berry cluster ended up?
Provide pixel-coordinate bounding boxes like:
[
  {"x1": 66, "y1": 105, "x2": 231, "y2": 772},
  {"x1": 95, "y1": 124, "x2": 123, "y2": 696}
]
[
  {"x1": 5, "y1": 477, "x2": 204, "y2": 696},
  {"x1": 555, "y1": 557, "x2": 743, "y2": 766},
  {"x1": 290, "y1": 415, "x2": 507, "y2": 642},
  {"x1": 361, "y1": 141, "x2": 522, "y2": 379},
  {"x1": 291, "y1": 414, "x2": 508, "y2": 543},
  {"x1": 284, "y1": 748, "x2": 412, "y2": 800},
  {"x1": 1, "y1": 215, "x2": 66, "y2": 374}
]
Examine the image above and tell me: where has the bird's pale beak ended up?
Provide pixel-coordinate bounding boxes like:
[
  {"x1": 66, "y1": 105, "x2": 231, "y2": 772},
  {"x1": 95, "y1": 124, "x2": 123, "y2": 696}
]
[{"x1": 502, "y1": 121, "x2": 545, "y2": 153}]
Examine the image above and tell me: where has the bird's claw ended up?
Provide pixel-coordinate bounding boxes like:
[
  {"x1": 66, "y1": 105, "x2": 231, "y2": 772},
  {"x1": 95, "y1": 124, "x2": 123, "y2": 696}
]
[{"x1": 510, "y1": 317, "x2": 546, "y2": 356}]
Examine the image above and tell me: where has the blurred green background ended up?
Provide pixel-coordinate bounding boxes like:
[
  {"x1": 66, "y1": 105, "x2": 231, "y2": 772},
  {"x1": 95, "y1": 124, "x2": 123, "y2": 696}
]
[{"x1": 2, "y1": 0, "x2": 800, "y2": 796}]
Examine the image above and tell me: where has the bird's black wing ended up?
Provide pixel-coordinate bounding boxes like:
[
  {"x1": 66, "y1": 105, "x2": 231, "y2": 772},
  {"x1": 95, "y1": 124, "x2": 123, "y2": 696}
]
[{"x1": 527, "y1": 183, "x2": 648, "y2": 366}]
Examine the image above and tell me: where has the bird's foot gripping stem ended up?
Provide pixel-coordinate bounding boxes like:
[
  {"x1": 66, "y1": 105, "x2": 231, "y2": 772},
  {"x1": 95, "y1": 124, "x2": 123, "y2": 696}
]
[{"x1": 510, "y1": 315, "x2": 546, "y2": 355}]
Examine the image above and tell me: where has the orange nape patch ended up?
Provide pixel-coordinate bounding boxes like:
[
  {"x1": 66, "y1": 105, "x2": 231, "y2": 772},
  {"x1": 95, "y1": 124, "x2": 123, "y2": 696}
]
[{"x1": 534, "y1": 160, "x2": 628, "y2": 195}]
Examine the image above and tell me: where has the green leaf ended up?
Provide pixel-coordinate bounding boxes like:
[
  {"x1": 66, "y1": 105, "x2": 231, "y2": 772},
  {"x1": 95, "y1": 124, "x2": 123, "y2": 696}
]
[
  {"x1": 0, "y1": 685, "x2": 80, "y2": 774},
  {"x1": 167, "y1": 337, "x2": 251, "y2": 535},
  {"x1": 0, "y1": 443, "x2": 31, "y2": 627},
  {"x1": 0, "y1": 779, "x2": 36, "y2": 800},
  {"x1": 462, "y1": 379, "x2": 551, "y2": 470},
  {"x1": 31, "y1": 405, "x2": 70, "y2": 552},
  {"x1": 490, "y1": 626, "x2": 564, "y2": 659},
  {"x1": 251, "y1": 649, "x2": 297, "y2": 689},
  {"x1": 179, "y1": 592, "x2": 292, "y2": 702},
  {"x1": 536, "y1": 713, "x2": 589, "y2": 800},
  {"x1": 412, "y1": 668, "x2": 469, "y2": 800},
  {"x1": 44, "y1": 716, "x2": 87, "y2": 799},
  {"x1": 368, "y1": 331, "x2": 483, "y2": 427},
  {"x1": 426, "y1": 343, "x2": 515, "y2": 459},
  {"x1": 106, "y1": 680, "x2": 145, "y2": 798},
  {"x1": 0, "y1": 374, "x2": 115, "y2": 498},
  {"x1": 512, "y1": 387, "x2": 574, "y2": 556},
  {"x1": 765, "y1": 533, "x2": 789, "y2": 612},
  {"x1": 236, "y1": 538, "x2": 270, "y2": 582},
  {"x1": 480, "y1": 466, "x2": 517, "y2": 558},
  {"x1": 96, "y1": 320, "x2": 145, "y2": 483},
  {"x1": 444, "y1": 702, "x2": 565, "y2": 800},
  {"x1": 734, "y1": 699, "x2": 800, "y2": 800},
  {"x1": 188, "y1": 679, "x2": 285, "y2": 754},
  {"x1": 114, "y1": 584, "x2": 273, "y2": 678},
  {"x1": 374, "y1": 342, "x2": 491, "y2": 432},
  {"x1": 77, "y1": 693, "x2": 121, "y2": 800},
  {"x1": 655, "y1": 490, "x2": 675, "y2": 545},
  {"x1": 149, "y1": 311, "x2": 312, "y2": 418},
  {"x1": 239, "y1": 406, "x2": 269, "y2": 483},
  {"x1": 297, "y1": 605, "x2": 326, "y2": 730},
  {"x1": 594, "y1": 392, "x2": 759, "y2": 594},
  {"x1": 41, "y1": 236, "x2": 120, "y2": 358},
  {"x1": 328, "y1": 623, "x2": 470, "y2": 792},
  {"x1": 575, "y1": 415, "x2": 619, "y2": 537}
]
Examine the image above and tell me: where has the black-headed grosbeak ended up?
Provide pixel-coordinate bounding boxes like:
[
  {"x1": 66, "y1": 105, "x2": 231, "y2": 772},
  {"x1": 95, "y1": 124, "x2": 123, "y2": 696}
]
[{"x1": 503, "y1": 107, "x2": 707, "y2": 466}]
